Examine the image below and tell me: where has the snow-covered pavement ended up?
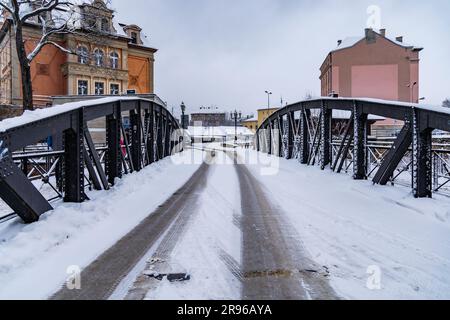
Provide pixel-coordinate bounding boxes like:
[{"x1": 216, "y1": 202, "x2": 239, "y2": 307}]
[
  {"x1": 0, "y1": 149, "x2": 204, "y2": 300},
  {"x1": 239, "y1": 148, "x2": 450, "y2": 300},
  {"x1": 1, "y1": 143, "x2": 450, "y2": 300}
]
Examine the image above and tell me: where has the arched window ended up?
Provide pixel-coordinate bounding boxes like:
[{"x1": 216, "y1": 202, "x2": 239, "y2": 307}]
[
  {"x1": 110, "y1": 51, "x2": 119, "y2": 69},
  {"x1": 93, "y1": 49, "x2": 104, "y2": 67},
  {"x1": 77, "y1": 46, "x2": 89, "y2": 64}
]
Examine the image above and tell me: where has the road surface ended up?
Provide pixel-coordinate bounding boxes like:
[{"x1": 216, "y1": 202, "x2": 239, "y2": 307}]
[{"x1": 52, "y1": 149, "x2": 337, "y2": 300}]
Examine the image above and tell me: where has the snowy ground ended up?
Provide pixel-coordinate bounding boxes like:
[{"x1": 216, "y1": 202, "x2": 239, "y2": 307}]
[
  {"x1": 237, "y1": 148, "x2": 450, "y2": 300},
  {"x1": 2, "y1": 142, "x2": 450, "y2": 300},
  {"x1": 0, "y1": 149, "x2": 204, "y2": 300},
  {"x1": 133, "y1": 145, "x2": 450, "y2": 300},
  {"x1": 142, "y1": 154, "x2": 242, "y2": 300}
]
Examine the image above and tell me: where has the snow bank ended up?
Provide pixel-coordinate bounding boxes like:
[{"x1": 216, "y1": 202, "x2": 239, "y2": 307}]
[
  {"x1": 0, "y1": 149, "x2": 204, "y2": 300},
  {"x1": 239, "y1": 149, "x2": 450, "y2": 300}
]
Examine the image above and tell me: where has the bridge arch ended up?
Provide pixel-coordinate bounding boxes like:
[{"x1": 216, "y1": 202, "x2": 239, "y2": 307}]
[
  {"x1": 257, "y1": 97, "x2": 450, "y2": 199},
  {"x1": 0, "y1": 96, "x2": 182, "y2": 223}
]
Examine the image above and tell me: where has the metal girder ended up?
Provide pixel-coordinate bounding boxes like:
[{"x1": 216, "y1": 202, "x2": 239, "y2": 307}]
[
  {"x1": 372, "y1": 121, "x2": 412, "y2": 186},
  {"x1": 353, "y1": 103, "x2": 368, "y2": 180},
  {"x1": 63, "y1": 109, "x2": 85, "y2": 203},
  {"x1": 332, "y1": 113, "x2": 354, "y2": 172},
  {"x1": 121, "y1": 122, "x2": 134, "y2": 173},
  {"x1": 106, "y1": 104, "x2": 122, "y2": 186},
  {"x1": 299, "y1": 108, "x2": 310, "y2": 164},
  {"x1": 320, "y1": 104, "x2": 332, "y2": 170},
  {"x1": 0, "y1": 152, "x2": 53, "y2": 223},
  {"x1": 83, "y1": 145, "x2": 102, "y2": 191},
  {"x1": 412, "y1": 110, "x2": 433, "y2": 198},
  {"x1": 130, "y1": 104, "x2": 142, "y2": 172},
  {"x1": 84, "y1": 125, "x2": 109, "y2": 190}
]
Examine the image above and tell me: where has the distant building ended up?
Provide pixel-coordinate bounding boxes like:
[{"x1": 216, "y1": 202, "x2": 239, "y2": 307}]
[
  {"x1": 257, "y1": 108, "x2": 279, "y2": 128},
  {"x1": 320, "y1": 28, "x2": 423, "y2": 136},
  {"x1": 190, "y1": 106, "x2": 227, "y2": 127},
  {"x1": 241, "y1": 117, "x2": 258, "y2": 132},
  {"x1": 0, "y1": 0, "x2": 156, "y2": 107},
  {"x1": 320, "y1": 28, "x2": 422, "y2": 101}
]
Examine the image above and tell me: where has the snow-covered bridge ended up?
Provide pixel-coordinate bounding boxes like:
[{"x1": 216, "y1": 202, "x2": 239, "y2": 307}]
[
  {"x1": 257, "y1": 97, "x2": 450, "y2": 198},
  {"x1": 1, "y1": 97, "x2": 450, "y2": 300},
  {"x1": 0, "y1": 96, "x2": 182, "y2": 223}
]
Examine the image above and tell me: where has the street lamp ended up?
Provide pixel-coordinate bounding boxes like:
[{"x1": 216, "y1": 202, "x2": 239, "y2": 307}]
[
  {"x1": 180, "y1": 101, "x2": 186, "y2": 129},
  {"x1": 231, "y1": 110, "x2": 242, "y2": 145},
  {"x1": 265, "y1": 90, "x2": 272, "y2": 112},
  {"x1": 407, "y1": 82, "x2": 418, "y2": 103}
]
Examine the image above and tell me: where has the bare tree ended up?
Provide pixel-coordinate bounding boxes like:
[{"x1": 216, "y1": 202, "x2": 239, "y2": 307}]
[
  {"x1": 0, "y1": 0, "x2": 77, "y2": 110},
  {"x1": 443, "y1": 99, "x2": 450, "y2": 109}
]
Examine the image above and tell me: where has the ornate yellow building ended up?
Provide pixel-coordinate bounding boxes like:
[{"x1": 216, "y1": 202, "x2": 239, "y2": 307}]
[{"x1": 0, "y1": 0, "x2": 156, "y2": 107}]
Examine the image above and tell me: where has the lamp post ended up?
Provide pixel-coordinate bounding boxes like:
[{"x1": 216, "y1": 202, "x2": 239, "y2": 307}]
[
  {"x1": 265, "y1": 90, "x2": 272, "y2": 113},
  {"x1": 231, "y1": 110, "x2": 242, "y2": 145},
  {"x1": 180, "y1": 101, "x2": 186, "y2": 129},
  {"x1": 408, "y1": 82, "x2": 418, "y2": 103}
]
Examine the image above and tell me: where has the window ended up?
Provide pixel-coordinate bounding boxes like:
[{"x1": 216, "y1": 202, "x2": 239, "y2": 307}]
[
  {"x1": 78, "y1": 80, "x2": 88, "y2": 95},
  {"x1": 110, "y1": 83, "x2": 120, "y2": 95},
  {"x1": 110, "y1": 51, "x2": 119, "y2": 69},
  {"x1": 101, "y1": 18, "x2": 110, "y2": 32},
  {"x1": 94, "y1": 82, "x2": 104, "y2": 95},
  {"x1": 131, "y1": 32, "x2": 138, "y2": 44},
  {"x1": 77, "y1": 46, "x2": 89, "y2": 64},
  {"x1": 93, "y1": 49, "x2": 104, "y2": 67}
]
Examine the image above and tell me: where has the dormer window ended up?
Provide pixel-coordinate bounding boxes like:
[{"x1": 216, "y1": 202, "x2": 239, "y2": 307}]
[
  {"x1": 131, "y1": 32, "x2": 138, "y2": 44},
  {"x1": 101, "y1": 18, "x2": 110, "y2": 32}
]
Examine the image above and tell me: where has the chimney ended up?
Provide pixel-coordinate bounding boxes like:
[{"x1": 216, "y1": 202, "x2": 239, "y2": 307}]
[
  {"x1": 380, "y1": 29, "x2": 386, "y2": 37},
  {"x1": 365, "y1": 28, "x2": 376, "y2": 42},
  {"x1": 365, "y1": 28, "x2": 372, "y2": 38},
  {"x1": 337, "y1": 40, "x2": 342, "y2": 46},
  {"x1": 396, "y1": 36, "x2": 403, "y2": 43}
]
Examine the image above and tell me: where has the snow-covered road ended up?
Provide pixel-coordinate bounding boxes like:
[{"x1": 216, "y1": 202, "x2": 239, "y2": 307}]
[{"x1": 1, "y1": 144, "x2": 450, "y2": 300}]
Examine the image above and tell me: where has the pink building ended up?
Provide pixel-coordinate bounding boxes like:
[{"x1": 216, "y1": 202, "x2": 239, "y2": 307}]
[{"x1": 320, "y1": 28, "x2": 423, "y2": 132}]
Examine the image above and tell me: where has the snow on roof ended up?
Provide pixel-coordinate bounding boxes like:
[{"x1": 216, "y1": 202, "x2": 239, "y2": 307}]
[
  {"x1": 191, "y1": 107, "x2": 226, "y2": 115},
  {"x1": 333, "y1": 30, "x2": 422, "y2": 52},
  {"x1": 242, "y1": 117, "x2": 257, "y2": 123}
]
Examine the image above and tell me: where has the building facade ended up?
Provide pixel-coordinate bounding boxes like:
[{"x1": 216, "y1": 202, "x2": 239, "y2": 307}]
[
  {"x1": 257, "y1": 108, "x2": 279, "y2": 128},
  {"x1": 0, "y1": 0, "x2": 156, "y2": 107},
  {"x1": 242, "y1": 117, "x2": 258, "y2": 132},
  {"x1": 320, "y1": 28, "x2": 422, "y2": 103}
]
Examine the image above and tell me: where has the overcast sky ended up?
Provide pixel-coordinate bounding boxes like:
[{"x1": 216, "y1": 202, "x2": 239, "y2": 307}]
[{"x1": 111, "y1": 0, "x2": 450, "y2": 116}]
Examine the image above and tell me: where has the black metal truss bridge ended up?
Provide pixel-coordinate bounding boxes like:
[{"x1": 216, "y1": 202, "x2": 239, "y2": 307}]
[
  {"x1": 256, "y1": 97, "x2": 450, "y2": 199},
  {"x1": 0, "y1": 96, "x2": 182, "y2": 224}
]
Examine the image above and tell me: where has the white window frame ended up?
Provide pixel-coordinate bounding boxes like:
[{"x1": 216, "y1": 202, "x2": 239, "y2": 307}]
[
  {"x1": 110, "y1": 83, "x2": 120, "y2": 95},
  {"x1": 77, "y1": 46, "x2": 89, "y2": 64},
  {"x1": 94, "y1": 81, "x2": 105, "y2": 95},
  {"x1": 78, "y1": 80, "x2": 89, "y2": 95},
  {"x1": 93, "y1": 49, "x2": 104, "y2": 67},
  {"x1": 110, "y1": 51, "x2": 119, "y2": 69}
]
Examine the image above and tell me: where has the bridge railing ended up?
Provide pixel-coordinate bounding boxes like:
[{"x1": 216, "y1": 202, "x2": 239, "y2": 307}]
[
  {"x1": 0, "y1": 96, "x2": 183, "y2": 223},
  {"x1": 256, "y1": 97, "x2": 450, "y2": 199}
]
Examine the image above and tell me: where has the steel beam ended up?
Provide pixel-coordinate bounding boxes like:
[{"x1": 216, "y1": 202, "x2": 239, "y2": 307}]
[
  {"x1": 320, "y1": 104, "x2": 332, "y2": 170},
  {"x1": 286, "y1": 112, "x2": 294, "y2": 159},
  {"x1": 413, "y1": 110, "x2": 433, "y2": 198},
  {"x1": 63, "y1": 109, "x2": 85, "y2": 203},
  {"x1": 353, "y1": 103, "x2": 368, "y2": 180},
  {"x1": 130, "y1": 103, "x2": 142, "y2": 172},
  {"x1": 372, "y1": 121, "x2": 412, "y2": 185},
  {"x1": 106, "y1": 103, "x2": 122, "y2": 186},
  {"x1": 299, "y1": 108, "x2": 310, "y2": 164}
]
